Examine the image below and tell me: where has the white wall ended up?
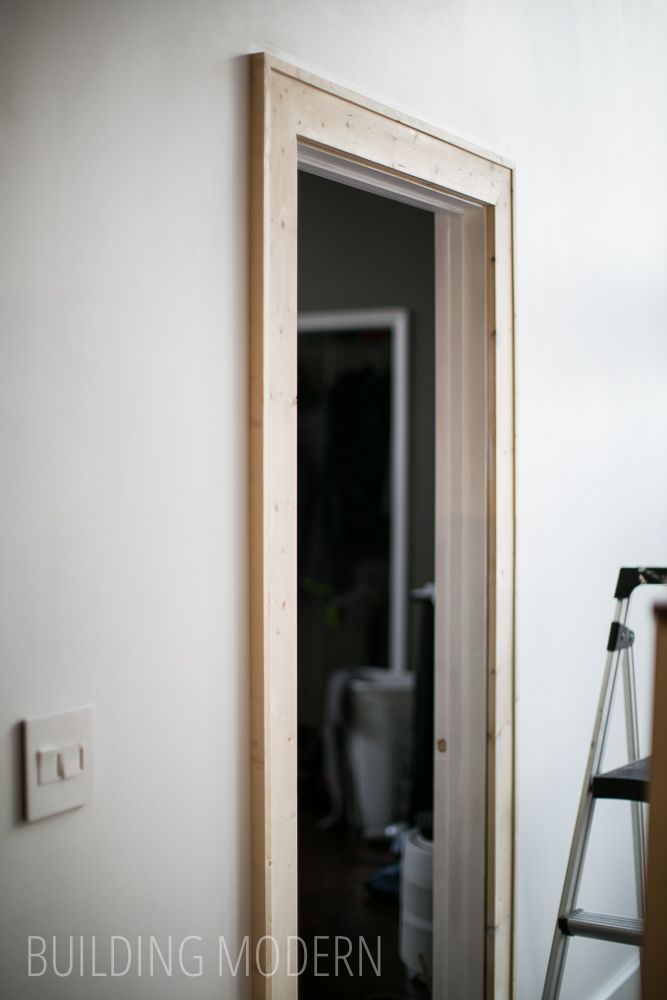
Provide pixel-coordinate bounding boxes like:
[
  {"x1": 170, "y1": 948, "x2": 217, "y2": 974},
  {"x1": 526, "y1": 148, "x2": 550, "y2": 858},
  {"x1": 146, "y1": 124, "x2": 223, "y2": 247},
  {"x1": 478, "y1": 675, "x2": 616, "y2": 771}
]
[{"x1": 1, "y1": 1, "x2": 666, "y2": 998}]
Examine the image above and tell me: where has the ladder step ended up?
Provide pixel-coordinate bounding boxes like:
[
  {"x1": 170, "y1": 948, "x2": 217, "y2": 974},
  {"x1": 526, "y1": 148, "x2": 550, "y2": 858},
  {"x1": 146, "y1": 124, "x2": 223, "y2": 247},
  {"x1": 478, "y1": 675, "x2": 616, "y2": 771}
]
[
  {"x1": 559, "y1": 910, "x2": 644, "y2": 946},
  {"x1": 592, "y1": 757, "x2": 651, "y2": 803}
]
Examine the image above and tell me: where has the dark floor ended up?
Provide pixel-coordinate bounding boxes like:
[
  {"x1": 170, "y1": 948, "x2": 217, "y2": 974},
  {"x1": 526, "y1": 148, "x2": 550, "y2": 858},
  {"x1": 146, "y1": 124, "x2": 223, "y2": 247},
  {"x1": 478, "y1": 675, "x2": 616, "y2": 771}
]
[{"x1": 298, "y1": 801, "x2": 429, "y2": 1000}]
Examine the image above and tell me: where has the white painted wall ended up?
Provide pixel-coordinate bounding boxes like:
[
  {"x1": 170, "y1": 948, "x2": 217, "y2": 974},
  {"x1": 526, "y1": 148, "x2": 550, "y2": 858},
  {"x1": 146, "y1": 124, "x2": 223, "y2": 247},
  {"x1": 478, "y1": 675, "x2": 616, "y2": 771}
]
[{"x1": 1, "y1": 1, "x2": 666, "y2": 998}]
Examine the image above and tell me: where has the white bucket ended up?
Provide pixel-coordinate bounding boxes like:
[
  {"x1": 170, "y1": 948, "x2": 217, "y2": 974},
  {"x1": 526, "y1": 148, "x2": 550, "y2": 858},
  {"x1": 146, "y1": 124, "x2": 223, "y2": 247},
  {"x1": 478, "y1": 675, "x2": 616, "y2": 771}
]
[
  {"x1": 345, "y1": 667, "x2": 414, "y2": 838},
  {"x1": 399, "y1": 827, "x2": 433, "y2": 979}
]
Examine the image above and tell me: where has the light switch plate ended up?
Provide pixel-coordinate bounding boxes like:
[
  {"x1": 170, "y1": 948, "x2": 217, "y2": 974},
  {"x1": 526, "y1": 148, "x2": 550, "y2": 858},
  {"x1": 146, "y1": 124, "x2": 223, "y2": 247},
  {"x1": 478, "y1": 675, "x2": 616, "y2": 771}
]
[{"x1": 23, "y1": 705, "x2": 93, "y2": 821}]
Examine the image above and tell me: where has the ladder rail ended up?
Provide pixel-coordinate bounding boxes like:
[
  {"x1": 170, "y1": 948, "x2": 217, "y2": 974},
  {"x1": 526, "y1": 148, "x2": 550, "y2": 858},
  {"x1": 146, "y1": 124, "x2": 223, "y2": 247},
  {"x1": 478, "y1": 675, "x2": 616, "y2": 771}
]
[
  {"x1": 622, "y1": 644, "x2": 647, "y2": 917},
  {"x1": 542, "y1": 599, "x2": 628, "y2": 1000},
  {"x1": 560, "y1": 910, "x2": 644, "y2": 947}
]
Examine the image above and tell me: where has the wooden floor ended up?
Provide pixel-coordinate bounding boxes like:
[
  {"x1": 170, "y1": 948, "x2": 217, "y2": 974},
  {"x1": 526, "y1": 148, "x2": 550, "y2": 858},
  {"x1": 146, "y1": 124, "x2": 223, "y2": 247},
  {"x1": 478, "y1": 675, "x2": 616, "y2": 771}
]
[{"x1": 298, "y1": 800, "x2": 429, "y2": 1000}]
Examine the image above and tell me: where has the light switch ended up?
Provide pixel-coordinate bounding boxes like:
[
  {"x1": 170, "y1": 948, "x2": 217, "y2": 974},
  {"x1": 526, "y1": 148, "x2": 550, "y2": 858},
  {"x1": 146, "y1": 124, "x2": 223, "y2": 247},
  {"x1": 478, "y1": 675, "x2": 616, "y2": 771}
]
[
  {"x1": 23, "y1": 706, "x2": 93, "y2": 821},
  {"x1": 59, "y1": 742, "x2": 84, "y2": 779},
  {"x1": 37, "y1": 748, "x2": 60, "y2": 785}
]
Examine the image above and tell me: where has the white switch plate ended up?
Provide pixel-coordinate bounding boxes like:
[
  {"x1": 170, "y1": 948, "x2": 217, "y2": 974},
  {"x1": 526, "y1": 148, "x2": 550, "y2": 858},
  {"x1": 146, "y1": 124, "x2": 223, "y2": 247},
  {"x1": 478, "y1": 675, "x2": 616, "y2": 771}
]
[{"x1": 23, "y1": 705, "x2": 93, "y2": 821}]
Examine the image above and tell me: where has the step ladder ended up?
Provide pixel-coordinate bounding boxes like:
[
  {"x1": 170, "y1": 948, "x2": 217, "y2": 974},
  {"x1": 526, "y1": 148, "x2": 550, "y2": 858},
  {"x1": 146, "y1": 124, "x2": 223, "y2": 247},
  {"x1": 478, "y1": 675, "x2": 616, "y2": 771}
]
[{"x1": 542, "y1": 566, "x2": 667, "y2": 1000}]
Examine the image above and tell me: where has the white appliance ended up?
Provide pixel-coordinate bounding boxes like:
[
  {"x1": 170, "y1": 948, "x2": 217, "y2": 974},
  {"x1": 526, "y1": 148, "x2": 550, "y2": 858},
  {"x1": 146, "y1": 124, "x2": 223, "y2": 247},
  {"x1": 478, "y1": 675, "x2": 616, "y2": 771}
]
[{"x1": 345, "y1": 667, "x2": 414, "y2": 838}]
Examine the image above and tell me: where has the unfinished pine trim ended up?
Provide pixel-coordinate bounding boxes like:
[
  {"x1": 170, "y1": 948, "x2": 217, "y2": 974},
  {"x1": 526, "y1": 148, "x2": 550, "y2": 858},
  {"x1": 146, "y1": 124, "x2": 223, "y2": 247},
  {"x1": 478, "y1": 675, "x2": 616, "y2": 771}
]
[
  {"x1": 250, "y1": 52, "x2": 516, "y2": 1000},
  {"x1": 432, "y1": 205, "x2": 490, "y2": 997}
]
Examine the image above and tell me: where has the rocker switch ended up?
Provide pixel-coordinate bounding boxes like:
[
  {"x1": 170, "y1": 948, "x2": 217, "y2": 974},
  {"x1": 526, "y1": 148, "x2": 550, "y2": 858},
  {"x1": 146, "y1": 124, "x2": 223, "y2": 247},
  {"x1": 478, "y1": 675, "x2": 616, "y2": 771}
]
[{"x1": 59, "y1": 743, "x2": 84, "y2": 779}]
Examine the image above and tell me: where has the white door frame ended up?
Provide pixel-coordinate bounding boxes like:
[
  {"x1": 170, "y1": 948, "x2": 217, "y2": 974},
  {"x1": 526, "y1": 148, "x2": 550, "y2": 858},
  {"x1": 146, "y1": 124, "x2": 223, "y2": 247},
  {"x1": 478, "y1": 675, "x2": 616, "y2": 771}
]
[{"x1": 249, "y1": 52, "x2": 516, "y2": 1000}]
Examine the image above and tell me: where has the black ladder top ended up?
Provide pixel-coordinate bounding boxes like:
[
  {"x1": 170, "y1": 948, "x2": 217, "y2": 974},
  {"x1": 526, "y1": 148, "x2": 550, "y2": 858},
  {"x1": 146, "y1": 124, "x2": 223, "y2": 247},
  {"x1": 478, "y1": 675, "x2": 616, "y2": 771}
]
[
  {"x1": 615, "y1": 567, "x2": 667, "y2": 600},
  {"x1": 592, "y1": 757, "x2": 651, "y2": 803}
]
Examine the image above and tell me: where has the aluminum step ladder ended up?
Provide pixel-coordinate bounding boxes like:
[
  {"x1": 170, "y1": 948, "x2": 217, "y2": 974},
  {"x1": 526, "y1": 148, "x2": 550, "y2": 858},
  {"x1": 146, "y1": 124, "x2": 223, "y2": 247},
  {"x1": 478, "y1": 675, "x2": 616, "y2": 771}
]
[{"x1": 542, "y1": 566, "x2": 667, "y2": 1000}]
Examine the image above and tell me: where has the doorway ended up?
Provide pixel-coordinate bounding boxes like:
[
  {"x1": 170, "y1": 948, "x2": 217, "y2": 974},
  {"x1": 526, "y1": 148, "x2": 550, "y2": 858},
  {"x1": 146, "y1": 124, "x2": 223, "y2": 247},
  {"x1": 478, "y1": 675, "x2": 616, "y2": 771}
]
[
  {"x1": 249, "y1": 53, "x2": 515, "y2": 1000},
  {"x1": 296, "y1": 172, "x2": 434, "y2": 998}
]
